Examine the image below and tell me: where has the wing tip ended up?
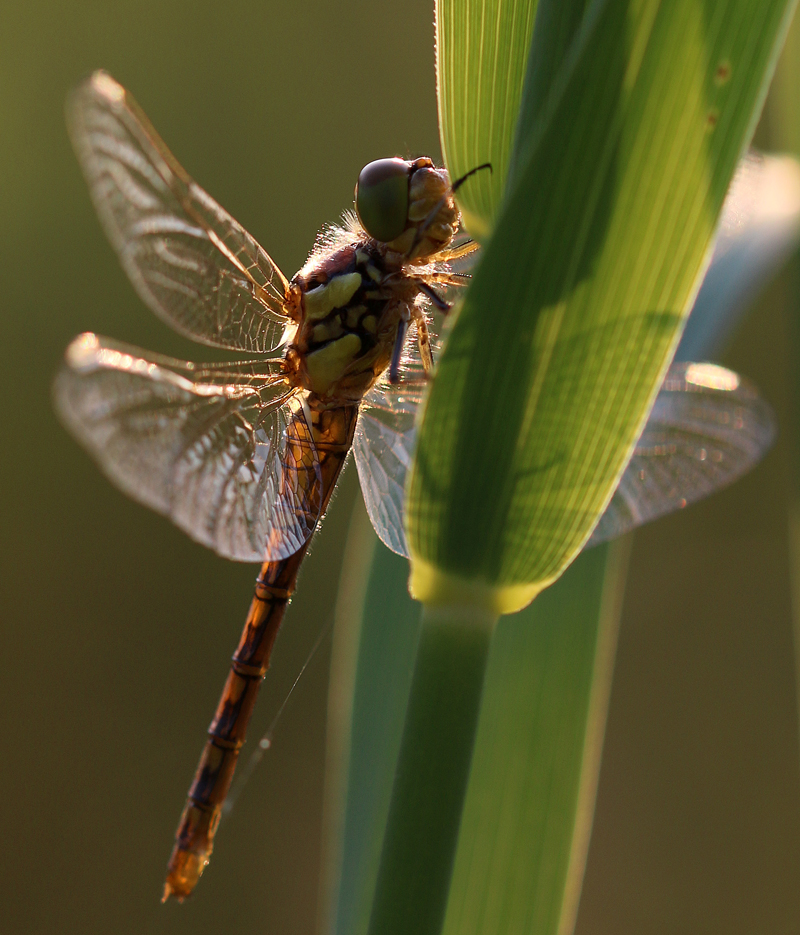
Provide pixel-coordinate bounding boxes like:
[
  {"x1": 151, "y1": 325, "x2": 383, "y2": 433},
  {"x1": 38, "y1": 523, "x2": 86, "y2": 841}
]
[
  {"x1": 684, "y1": 362, "x2": 740, "y2": 392},
  {"x1": 64, "y1": 332, "x2": 101, "y2": 371},
  {"x1": 67, "y1": 69, "x2": 123, "y2": 120},
  {"x1": 88, "y1": 70, "x2": 124, "y2": 102},
  {"x1": 66, "y1": 70, "x2": 124, "y2": 163}
]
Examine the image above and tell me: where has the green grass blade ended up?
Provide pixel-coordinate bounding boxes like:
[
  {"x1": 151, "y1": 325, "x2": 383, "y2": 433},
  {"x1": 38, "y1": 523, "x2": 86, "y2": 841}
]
[
  {"x1": 366, "y1": 603, "x2": 496, "y2": 935},
  {"x1": 442, "y1": 540, "x2": 628, "y2": 935},
  {"x1": 435, "y1": 0, "x2": 539, "y2": 235},
  {"x1": 324, "y1": 514, "x2": 421, "y2": 935},
  {"x1": 410, "y1": 0, "x2": 797, "y2": 610},
  {"x1": 324, "y1": 523, "x2": 629, "y2": 935}
]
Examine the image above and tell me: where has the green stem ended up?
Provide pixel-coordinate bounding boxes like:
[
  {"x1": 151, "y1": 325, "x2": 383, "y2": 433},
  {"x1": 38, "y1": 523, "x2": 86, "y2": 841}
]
[{"x1": 366, "y1": 603, "x2": 497, "y2": 935}]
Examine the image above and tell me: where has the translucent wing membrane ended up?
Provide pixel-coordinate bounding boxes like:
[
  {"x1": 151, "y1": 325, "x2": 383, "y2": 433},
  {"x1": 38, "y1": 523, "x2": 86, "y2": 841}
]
[
  {"x1": 68, "y1": 72, "x2": 292, "y2": 353},
  {"x1": 55, "y1": 333, "x2": 321, "y2": 561},
  {"x1": 587, "y1": 362, "x2": 776, "y2": 545},
  {"x1": 352, "y1": 309, "x2": 441, "y2": 550},
  {"x1": 356, "y1": 361, "x2": 775, "y2": 557},
  {"x1": 354, "y1": 379, "x2": 427, "y2": 556}
]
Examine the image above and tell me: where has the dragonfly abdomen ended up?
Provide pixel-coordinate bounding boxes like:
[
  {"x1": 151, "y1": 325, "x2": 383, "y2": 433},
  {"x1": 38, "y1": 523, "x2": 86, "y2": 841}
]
[
  {"x1": 163, "y1": 404, "x2": 359, "y2": 901},
  {"x1": 163, "y1": 551, "x2": 305, "y2": 901}
]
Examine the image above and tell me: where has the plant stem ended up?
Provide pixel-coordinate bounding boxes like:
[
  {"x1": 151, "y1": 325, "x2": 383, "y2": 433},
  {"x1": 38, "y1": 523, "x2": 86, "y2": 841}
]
[{"x1": 366, "y1": 602, "x2": 497, "y2": 935}]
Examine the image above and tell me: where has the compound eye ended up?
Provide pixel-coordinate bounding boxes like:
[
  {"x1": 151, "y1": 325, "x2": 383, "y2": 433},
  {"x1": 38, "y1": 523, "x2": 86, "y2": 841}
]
[{"x1": 355, "y1": 158, "x2": 411, "y2": 243}]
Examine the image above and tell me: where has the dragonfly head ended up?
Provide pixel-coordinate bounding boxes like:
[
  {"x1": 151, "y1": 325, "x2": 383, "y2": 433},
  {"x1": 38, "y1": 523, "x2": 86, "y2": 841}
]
[{"x1": 355, "y1": 157, "x2": 460, "y2": 261}]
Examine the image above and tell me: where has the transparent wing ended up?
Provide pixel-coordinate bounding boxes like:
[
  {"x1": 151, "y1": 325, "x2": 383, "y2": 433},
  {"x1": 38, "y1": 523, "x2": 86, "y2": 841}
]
[
  {"x1": 356, "y1": 361, "x2": 775, "y2": 556},
  {"x1": 353, "y1": 284, "x2": 457, "y2": 555},
  {"x1": 353, "y1": 380, "x2": 426, "y2": 557},
  {"x1": 54, "y1": 333, "x2": 320, "y2": 561},
  {"x1": 68, "y1": 71, "x2": 292, "y2": 353},
  {"x1": 587, "y1": 362, "x2": 776, "y2": 546}
]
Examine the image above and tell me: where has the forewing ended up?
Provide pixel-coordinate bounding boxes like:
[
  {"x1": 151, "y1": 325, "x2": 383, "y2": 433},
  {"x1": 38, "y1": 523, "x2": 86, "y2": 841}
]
[
  {"x1": 588, "y1": 362, "x2": 776, "y2": 546},
  {"x1": 54, "y1": 333, "x2": 320, "y2": 561},
  {"x1": 68, "y1": 71, "x2": 292, "y2": 353},
  {"x1": 353, "y1": 381, "x2": 426, "y2": 557}
]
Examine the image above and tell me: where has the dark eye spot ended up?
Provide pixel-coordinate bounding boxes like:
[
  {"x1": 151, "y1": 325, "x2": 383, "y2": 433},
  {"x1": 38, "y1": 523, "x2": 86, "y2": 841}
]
[{"x1": 355, "y1": 158, "x2": 411, "y2": 243}]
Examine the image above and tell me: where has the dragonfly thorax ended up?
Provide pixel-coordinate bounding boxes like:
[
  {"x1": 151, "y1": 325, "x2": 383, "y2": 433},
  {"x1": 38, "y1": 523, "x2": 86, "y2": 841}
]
[{"x1": 286, "y1": 238, "x2": 421, "y2": 404}]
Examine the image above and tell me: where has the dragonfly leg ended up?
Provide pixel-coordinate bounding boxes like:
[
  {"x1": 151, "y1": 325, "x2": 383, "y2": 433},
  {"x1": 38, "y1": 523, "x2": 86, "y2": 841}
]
[
  {"x1": 418, "y1": 280, "x2": 449, "y2": 312},
  {"x1": 423, "y1": 270, "x2": 472, "y2": 287},
  {"x1": 434, "y1": 239, "x2": 480, "y2": 263},
  {"x1": 411, "y1": 305, "x2": 434, "y2": 376},
  {"x1": 389, "y1": 317, "x2": 409, "y2": 384},
  {"x1": 412, "y1": 270, "x2": 470, "y2": 318}
]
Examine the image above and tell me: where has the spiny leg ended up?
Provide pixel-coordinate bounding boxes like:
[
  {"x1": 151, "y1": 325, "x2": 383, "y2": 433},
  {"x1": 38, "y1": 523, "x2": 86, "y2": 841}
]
[
  {"x1": 435, "y1": 239, "x2": 481, "y2": 263},
  {"x1": 387, "y1": 307, "x2": 433, "y2": 384},
  {"x1": 414, "y1": 272, "x2": 471, "y2": 317},
  {"x1": 389, "y1": 317, "x2": 409, "y2": 384},
  {"x1": 418, "y1": 280, "x2": 449, "y2": 312},
  {"x1": 411, "y1": 305, "x2": 434, "y2": 376},
  {"x1": 421, "y1": 270, "x2": 472, "y2": 288}
]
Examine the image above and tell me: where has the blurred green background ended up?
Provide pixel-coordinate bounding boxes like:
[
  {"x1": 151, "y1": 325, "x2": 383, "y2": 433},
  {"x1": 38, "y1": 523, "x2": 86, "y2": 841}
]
[{"x1": 1, "y1": 2, "x2": 799, "y2": 934}]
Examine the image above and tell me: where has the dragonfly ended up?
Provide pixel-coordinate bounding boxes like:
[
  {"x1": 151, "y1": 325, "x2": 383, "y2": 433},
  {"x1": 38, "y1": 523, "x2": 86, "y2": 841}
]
[{"x1": 55, "y1": 71, "x2": 776, "y2": 902}]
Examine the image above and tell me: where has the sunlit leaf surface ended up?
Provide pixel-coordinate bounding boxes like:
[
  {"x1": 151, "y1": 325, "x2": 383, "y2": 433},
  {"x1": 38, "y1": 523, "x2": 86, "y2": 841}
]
[
  {"x1": 409, "y1": 0, "x2": 796, "y2": 608},
  {"x1": 436, "y1": 0, "x2": 539, "y2": 235}
]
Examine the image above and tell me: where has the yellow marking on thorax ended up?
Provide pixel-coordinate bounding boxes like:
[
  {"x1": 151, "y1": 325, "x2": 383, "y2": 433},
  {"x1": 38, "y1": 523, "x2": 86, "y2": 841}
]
[
  {"x1": 345, "y1": 304, "x2": 367, "y2": 329},
  {"x1": 312, "y1": 320, "x2": 343, "y2": 344},
  {"x1": 305, "y1": 333, "x2": 362, "y2": 395},
  {"x1": 303, "y1": 272, "x2": 362, "y2": 321}
]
